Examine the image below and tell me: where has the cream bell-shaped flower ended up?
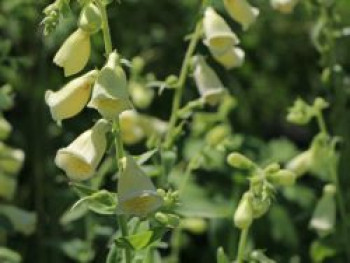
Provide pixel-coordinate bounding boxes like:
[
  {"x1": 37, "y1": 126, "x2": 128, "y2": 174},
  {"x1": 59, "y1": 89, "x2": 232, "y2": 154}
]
[
  {"x1": 55, "y1": 119, "x2": 109, "y2": 181},
  {"x1": 211, "y1": 47, "x2": 245, "y2": 70},
  {"x1": 271, "y1": 0, "x2": 299, "y2": 14},
  {"x1": 120, "y1": 110, "x2": 145, "y2": 145},
  {"x1": 53, "y1": 28, "x2": 91, "y2": 76},
  {"x1": 193, "y1": 56, "x2": 226, "y2": 106},
  {"x1": 203, "y1": 7, "x2": 239, "y2": 55},
  {"x1": 117, "y1": 156, "x2": 163, "y2": 217},
  {"x1": 224, "y1": 0, "x2": 259, "y2": 31},
  {"x1": 88, "y1": 52, "x2": 132, "y2": 119},
  {"x1": 45, "y1": 70, "x2": 98, "y2": 123}
]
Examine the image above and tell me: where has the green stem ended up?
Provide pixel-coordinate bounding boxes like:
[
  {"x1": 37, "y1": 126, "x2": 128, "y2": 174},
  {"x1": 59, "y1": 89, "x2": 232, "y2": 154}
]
[
  {"x1": 316, "y1": 112, "x2": 328, "y2": 135},
  {"x1": 236, "y1": 227, "x2": 249, "y2": 263},
  {"x1": 164, "y1": 21, "x2": 203, "y2": 149},
  {"x1": 97, "y1": 2, "x2": 131, "y2": 263},
  {"x1": 330, "y1": 164, "x2": 350, "y2": 261}
]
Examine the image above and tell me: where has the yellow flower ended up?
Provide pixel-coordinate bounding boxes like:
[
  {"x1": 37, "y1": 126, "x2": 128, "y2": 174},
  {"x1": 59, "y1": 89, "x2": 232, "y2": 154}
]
[
  {"x1": 117, "y1": 156, "x2": 163, "y2": 217},
  {"x1": 120, "y1": 110, "x2": 145, "y2": 145},
  {"x1": 193, "y1": 56, "x2": 226, "y2": 106},
  {"x1": 211, "y1": 47, "x2": 245, "y2": 69},
  {"x1": 88, "y1": 52, "x2": 132, "y2": 119},
  {"x1": 53, "y1": 28, "x2": 91, "y2": 76},
  {"x1": 45, "y1": 70, "x2": 98, "y2": 123},
  {"x1": 0, "y1": 143, "x2": 24, "y2": 176},
  {"x1": 203, "y1": 7, "x2": 239, "y2": 55},
  {"x1": 224, "y1": 0, "x2": 259, "y2": 31},
  {"x1": 0, "y1": 173, "x2": 16, "y2": 201},
  {"x1": 55, "y1": 119, "x2": 109, "y2": 181},
  {"x1": 271, "y1": 0, "x2": 299, "y2": 14}
]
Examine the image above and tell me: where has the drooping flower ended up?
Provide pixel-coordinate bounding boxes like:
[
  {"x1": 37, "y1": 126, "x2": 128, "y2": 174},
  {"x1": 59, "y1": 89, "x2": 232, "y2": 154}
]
[
  {"x1": 117, "y1": 155, "x2": 163, "y2": 217},
  {"x1": 88, "y1": 51, "x2": 132, "y2": 119},
  {"x1": 270, "y1": 0, "x2": 299, "y2": 14},
  {"x1": 211, "y1": 47, "x2": 245, "y2": 70},
  {"x1": 53, "y1": 28, "x2": 91, "y2": 76},
  {"x1": 224, "y1": 0, "x2": 259, "y2": 31},
  {"x1": 203, "y1": 7, "x2": 239, "y2": 55},
  {"x1": 55, "y1": 119, "x2": 109, "y2": 181},
  {"x1": 45, "y1": 70, "x2": 98, "y2": 123},
  {"x1": 286, "y1": 150, "x2": 313, "y2": 178},
  {"x1": 192, "y1": 56, "x2": 226, "y2": 106}
]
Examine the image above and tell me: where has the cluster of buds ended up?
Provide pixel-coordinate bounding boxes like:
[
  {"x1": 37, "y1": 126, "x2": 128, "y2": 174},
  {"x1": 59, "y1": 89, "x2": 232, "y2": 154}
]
[
  {"x1": 41, "y1": 0, "x2": 71, "y2": 35},
  {"x1": 0, "y1": 86, "x2": 25, "y2": 201},
  {"x1": 287, "y1": 97, "x2": 329, "y2": 126},
  {"x1": 270, "y1": 0, "x2": 300, "y2": 14},
  {"x1": 227, "y1": 152, "x2": 296, "y2": 229}
]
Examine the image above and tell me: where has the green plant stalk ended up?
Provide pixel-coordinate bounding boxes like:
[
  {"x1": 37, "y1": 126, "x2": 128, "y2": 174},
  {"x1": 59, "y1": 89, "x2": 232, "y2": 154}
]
[
  {"x1": 316, "y1": 111, "x2": 328, "y2": 135},
  {"x1": 164, "y1": 20, "x2": 203, "y2": 149},
  {"x1": 236, "y1": 227, "x2": 249, "y2": 263},
  {"x1": 97, "y1": 1, "x2": 131, "y2": 262}
]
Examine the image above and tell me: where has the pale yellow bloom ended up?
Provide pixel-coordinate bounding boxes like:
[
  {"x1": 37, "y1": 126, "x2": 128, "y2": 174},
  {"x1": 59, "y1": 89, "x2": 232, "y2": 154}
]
[
  {"x1": 120, "y1": 110, "x2": 145, "y2": 145},
  {"x1": 203, "y1": 7, "x2": 239, "y2": 55},
  {"x1": 193, "y1": 56, "x2": 226, "y2": 106},
  {"x1": 45, "y1": 70, "x2": 98, "y2": 123},
  {"x1": 53, "y1": 28, "x2": 91, "y2": 76},
  {"x1": 0, "y1": 173, "x2": 16, "y2": 200},
  {"x1": 117, "y1": 156, "x2": 163, "y2": 216},
  {"x1": 88, "y1": 52, "x2": 132, "y2": 119},
  {"x1": 224, "y1": 0, "x2": 259, "y2": 30},
  {"x1": 211, "y1": 47, "x2": 245, "y2": 69},
  {"x1": 55, "y1": 119, "x2": 109, "y2": 181},
  {"x1": 271, "y1": 0, "x2": 299, "y2": 14}
]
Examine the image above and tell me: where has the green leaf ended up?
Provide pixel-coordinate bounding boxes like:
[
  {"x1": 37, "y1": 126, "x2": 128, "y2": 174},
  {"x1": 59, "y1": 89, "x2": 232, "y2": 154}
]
[
  {"x1": 70, "y1": 183, "x2": 96, "y2": 198},
  {"x1": 0, "y1": 247, "x2": 21, "y2": 263},
  {"x1": 59, "y1": 202, "x2": 88, "y2": 225},
  {"x1": 310, "y1": 241, "x2": 336, "y2": 263},
  {"x1": 61, "y1": 239, "x2": 94, "y2": 262},
  {"x1": 0, "y1": 205, "x2": 36, "y2": 235},
  {"x1": 135, "y1": 149, "x2": 158, "y2": 165}
]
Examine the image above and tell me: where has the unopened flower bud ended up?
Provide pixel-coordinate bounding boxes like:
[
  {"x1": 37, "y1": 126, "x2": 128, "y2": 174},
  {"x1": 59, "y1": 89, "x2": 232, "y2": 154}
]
[
  {"x1": 234, "y1": 192, "x2": 253, "y2": 229},
  {"x1": 78, "y1": 2, "x2": 102, "y2": 34},
  {"x1": 211, "y1": 47, "x2": 245, "y2": 70},
  {"x1": 313, "y1": 97, "x2": 329, "y2": 111},
  {"x1": 227, "y1": 152, "x2": 255, "y2": 170},
  {"x1": 155, "y1": 212, "x2": 169, "y2": 225},
  {"x1": 286, "y1": 150, "x2": 313, "y2": 178},
  {"x1": 205, "y1": 124, "x2": 231, "y2": 146},
  {"x1": 267, "y1": 169, "x2": 296, "y2": 186},
  {"x1": 53, "y1": 28, "x2": 91, "y2": 76},
  {"x1": 251, "y1": 198, "x2": 271, "y2": 218},
  {"x1": 224, "y1": 0, "x2": 259, "y2": 31},
  {"x1": 181, "y1": 218, "x2": 207, "y2": 234},
  {"x1": 264, "y1": 163, "x2": 281, "y2": 174},
  {"x1": 0, "y1": 116, "x2": 12, "y2": 140}
]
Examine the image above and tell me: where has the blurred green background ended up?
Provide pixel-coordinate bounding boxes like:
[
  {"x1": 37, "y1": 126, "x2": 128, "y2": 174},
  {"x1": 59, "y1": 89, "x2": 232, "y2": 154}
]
[{"x1": 1, "y1": 0, "x2": 350, "y2": 262}]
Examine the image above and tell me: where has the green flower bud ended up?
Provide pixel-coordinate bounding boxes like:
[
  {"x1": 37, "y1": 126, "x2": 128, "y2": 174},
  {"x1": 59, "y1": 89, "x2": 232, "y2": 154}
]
[
  {"x1": 78, "y1": 3, "x2": 102, "y2": 34},
  {"x1": 313, "y1": 97, "x2": 329, "y2": 111},
  {"x1": 181, "y1": 218, "x2": 207, "y2": 234},
  {"x1": 323, "y1": 184, "x2": 336, "y2": 196},
  {"x1": 267, "y1": 169, "x2": 296, "y2": 186},
  {"x1": 227, "y1": 152, "x2": 255, "y2": 170},
  {"x1": 129, "y1": 81, "x2": 154, "y2": 109},
  {"x1": 0, "y1": 116, "x2": 12, "y2": 141},
  {"x1": 155, "y1": 212, "x2": 169, "y2": 225},
  {"x1": 0, "y1": 143, "x2": 25, "y2": 176},
  {"x1": 205, "y1": 124, "x2": 231, "y2": 146},
  {"x1": 251, "y1": 197, "x2": 271, "y2": 218},
  {"x1": 287, "y1": 98, "x2": 314, "y2": 125},
  {"x1": 286, "y1": 150, "x2": 313, "y2": 178},
  {"x1": 234, "y1": 192, "x2": 254, "y2": 229},
  {"x1": 167, "y1": 214, "x2": 180, "y2": 228},
  {"x1": 264, "y1": 163, "x2": 281, "y2": 174}
]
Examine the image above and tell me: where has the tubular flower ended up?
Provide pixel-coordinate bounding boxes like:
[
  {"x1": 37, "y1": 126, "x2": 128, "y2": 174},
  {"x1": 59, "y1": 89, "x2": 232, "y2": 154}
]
[
  {"x1": 55, "y1": 119, "x2": 109, "y2": 181},
  {"x1": 211, "y1": 47, "x2": 245, "y2": 69},
  {"x1": 117, "y1": 156, "x2": 163, "y2": 217},
  {"x1": 192, "y1": 56, "x2": 226, "y2": 106},
  {"x1": 119, "y1": 110, "x2": 145, "y2": 145},
  {"x1": 286, "y1": 150, "x2": 313, "y2": 178},
  {"x1": 45, "y1": 70, "x2": 98, "y2": 123},
  {"x1": 203, "y1": 7, "x2": 239, "y2": 55},
  {"x1": 88, "y1": 52, "x2": 132, "y2": 119},
  {"x1": 224, "y1": 0, "x2": 259, "y2": 31},
  {"x1": 234, "y1": 192, "x2": 254, "y2": 229},
  {"x1": 53, "y1": 28, "x2": 91, "y2": 76},
  {"x1": 271, "y1": 0, "x2": 299, "y2": 14}
]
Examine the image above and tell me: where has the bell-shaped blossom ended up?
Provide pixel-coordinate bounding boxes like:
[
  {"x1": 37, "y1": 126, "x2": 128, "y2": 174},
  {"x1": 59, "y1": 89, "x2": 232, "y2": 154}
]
[
  {"x1": 55, "y1": 119, "x2": 109, "y2": 181},
  {"x1": 117, "y1": 156, "x2": 163, "y2": 217},
  {"x1": 193, "y1": 56, "x2": 226, "y2": 106},
  {"x1": 203, "y1": 7, "x2": 239, "y2": 55},
  {"x1": 211, "y1": 47, "x2": 245, "y2": 70},
  {"x1": 224, "y1": 0, "x2": 259, "y2": 30},
  {"x1": 88, "y1": 52, "x2": 132, "y2": 119},
  {"x1": 53, "y1": 28, "x2": 91, "y2": 76},
  {"x1": 45, "y1": 70, "x2": 98, "y2": 123},
  {"x1": 271, "y1": 0, "x2": 299, "y2": 14}
]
